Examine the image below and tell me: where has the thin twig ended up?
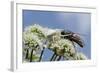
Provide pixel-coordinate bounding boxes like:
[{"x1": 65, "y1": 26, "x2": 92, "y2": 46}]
[
  {"x1": 57, "y1": 56, "x2": 62, "y2": 61},
  {"x1": 53, "y1": 55, "x2": 57, "y2": 61},
  {"x1": 30, "y1": 45, "x2": 39, "y2": 62},
  {"x1": 30, "y1": 49, "x2": 33, "y2": 62},
  {"x1": 50, "y1": 53, "x2": 56, "y2": 61},
  {"x1": 39, "y1": 47, "x2": 45, "y2": 62},
  {"x1": 25, "y1": 49, "x2": 29, "y2": 59}
]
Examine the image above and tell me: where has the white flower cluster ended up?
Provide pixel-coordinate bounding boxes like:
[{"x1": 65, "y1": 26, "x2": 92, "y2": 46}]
[
  {"x1": 23, "y1": 32, "x2": 38, "y2": 49},
  {"x1": 64, "y1": 51, "x2": 87, "y2": 60},
  {"x1": 25, "y1": 24, "x2": 58, "y2": 37},
  {"x1": 24, "y1": 24, "x2": 46, "y2": 39},
  {"x1": 48, "y1": 38, "x2": 75, "y2": 56},
  {"x1": 74, "y1": 52, "x2": 87, "y2": 60},
  {"x1": 23, "y1": 24, "x2": 47, "y2": 51},
  {"x1": 23, "y1": 24, "x2": 87, "y2": 61},
  {"x1": 46, "y1": 29, "x2": 76, "y2": 57}
]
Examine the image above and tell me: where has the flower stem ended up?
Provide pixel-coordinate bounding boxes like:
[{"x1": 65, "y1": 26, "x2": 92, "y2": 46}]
[
  {"x1": 39, "y1": 47, "x2": 45, "y2": 62},
  {"x1": 30, "y1": 49, "x2": 33, "y2": 62},
  {"x1": 50, "y1": 53, "x2": 56, "y2": 61},
  {"x1": 57, "y1": 56, "x2": 62, "y2": 61},
  {"x1": 53, "y1": 55, "x2": 57, "y2": 61},
  {"x1": 25, "y1": 49, "x2": 29, "y2": 59}
]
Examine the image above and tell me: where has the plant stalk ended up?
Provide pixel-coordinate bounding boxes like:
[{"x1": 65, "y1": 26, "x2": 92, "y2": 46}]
[
  {"x1": 50, "y1": 53, "x2": 56, "y2": 61},
  {"x1": 25, "y1": 49, "x2": 29, "y2": 59},
  {"x1": 30, "y1": 49, "x2": 34, "y2": 62},
  {"x1": 53, "y1": 55, "x2": 57, "y2": 61},
  {"x1": 39, "y1": 47, "x2": 45, "y2": 62},
  {"x1": 57, "y1": 56, "x2": 62, "y2": 61}
]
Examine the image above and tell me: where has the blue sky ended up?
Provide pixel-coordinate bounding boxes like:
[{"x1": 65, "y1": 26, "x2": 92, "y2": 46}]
[{"x1": 23, "y1": 10, "x2": 91, "y2": 60}]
